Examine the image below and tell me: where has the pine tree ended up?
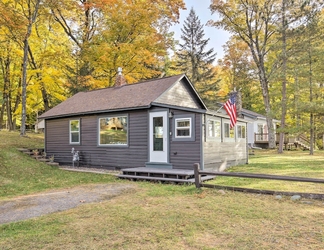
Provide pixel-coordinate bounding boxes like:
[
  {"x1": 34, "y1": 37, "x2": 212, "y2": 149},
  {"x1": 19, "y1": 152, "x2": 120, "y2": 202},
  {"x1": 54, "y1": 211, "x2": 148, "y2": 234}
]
[{"x1": 174, "y1": 8, "x2": 218, "y2": 101}]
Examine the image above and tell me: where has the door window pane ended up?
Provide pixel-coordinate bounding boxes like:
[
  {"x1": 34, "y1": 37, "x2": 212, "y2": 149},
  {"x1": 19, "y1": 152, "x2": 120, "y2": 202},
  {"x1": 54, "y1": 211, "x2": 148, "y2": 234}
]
[{"x1": 153, "y1": 117, "x2": 163, "y2": 151}]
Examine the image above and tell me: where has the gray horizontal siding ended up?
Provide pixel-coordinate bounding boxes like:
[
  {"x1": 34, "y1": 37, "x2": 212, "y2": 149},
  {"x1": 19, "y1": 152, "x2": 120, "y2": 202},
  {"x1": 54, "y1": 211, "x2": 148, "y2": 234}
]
[
  {"x1": 45, "y1": 110, "x2": 149, "y2": 169},
  {"x1": 203, "y1": 141, "x2": 247, "y2": 171},
  {"x1": 169, "y1": 110, "x2": 202, "y2": 169}
]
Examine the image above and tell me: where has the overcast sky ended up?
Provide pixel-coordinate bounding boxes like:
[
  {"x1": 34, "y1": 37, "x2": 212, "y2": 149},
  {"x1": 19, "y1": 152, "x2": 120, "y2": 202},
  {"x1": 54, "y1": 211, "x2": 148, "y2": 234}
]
[{"x1": 170, "y1": 0, "x2": 230, "y2": 59}]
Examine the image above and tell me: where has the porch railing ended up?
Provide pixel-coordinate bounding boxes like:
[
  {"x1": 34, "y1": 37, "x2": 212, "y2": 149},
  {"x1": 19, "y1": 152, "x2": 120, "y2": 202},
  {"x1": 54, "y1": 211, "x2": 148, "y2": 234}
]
[
  {"x1": 254, "y1": 133, "x2": 311, "y2": 150},
  {"x1": 296, "y1": 134, "x2": 310, "y2": 147},
  {"x1": 254, "y1": 133, "x2": 282, "y2": 143}
]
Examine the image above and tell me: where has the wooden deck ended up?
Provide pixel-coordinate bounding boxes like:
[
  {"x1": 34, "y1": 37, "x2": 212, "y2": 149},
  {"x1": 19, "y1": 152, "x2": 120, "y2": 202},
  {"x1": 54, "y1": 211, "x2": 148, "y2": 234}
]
[
  {"x1": 254, "y1": 133, "x2": 311, "y2": 150},
  {"x1": 118, "y1": 167, "x2": 215, "y2": 184}
]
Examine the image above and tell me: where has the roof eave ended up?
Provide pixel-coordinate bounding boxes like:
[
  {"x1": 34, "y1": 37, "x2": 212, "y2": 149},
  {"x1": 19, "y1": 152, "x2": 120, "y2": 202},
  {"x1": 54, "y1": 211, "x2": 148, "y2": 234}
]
[
  {"x1": 206, "y1": 110, "x2": 248, "y2": 123},
  {"x1": 39, "y1": 105, "x2": 152, "y2": 120},
  {"x1": 152, "y1": 102, "x2": 206, "y2": 113}
]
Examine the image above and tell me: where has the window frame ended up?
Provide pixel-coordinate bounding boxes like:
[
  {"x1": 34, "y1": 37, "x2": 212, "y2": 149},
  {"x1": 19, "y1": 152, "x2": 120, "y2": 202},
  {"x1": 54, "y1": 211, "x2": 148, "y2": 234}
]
[
  {"x1": 98, "y1": 114, "x2": 129, "y2": 147},
  {"x1": 237, "y1": 124, "x2": 246, "y2": 139},
  {"x1": 172, "y1": 114, "x2": 195, "y2": 142},
  {"x1": 223, "y1": 121, "x2": 235, "y2": 141},
  {"x1": 69, "y1": 119, "x2": 80, "y2": 144},
  {"x1": 207, "y1": 119, "x2": 221, "y2": 140},
  {"x1": 175, "y1": 117, "x2": 191, "y2": 138}
]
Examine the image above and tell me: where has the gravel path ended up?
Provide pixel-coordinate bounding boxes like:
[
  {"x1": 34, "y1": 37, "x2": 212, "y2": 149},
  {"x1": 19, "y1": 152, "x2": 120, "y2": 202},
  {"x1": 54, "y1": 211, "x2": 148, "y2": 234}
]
[{"x1": 0, "y1": 183, "x2": 134, "y2": 225}]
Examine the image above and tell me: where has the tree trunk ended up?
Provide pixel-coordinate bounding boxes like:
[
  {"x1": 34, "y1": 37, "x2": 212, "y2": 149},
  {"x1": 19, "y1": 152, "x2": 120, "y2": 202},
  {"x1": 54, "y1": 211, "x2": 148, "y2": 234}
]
[
  {"x1": 0, "y1": 101, "x2": 4, "y2": 129},
  {"x1": 308, "y1": 42, "x2": 314, "y2": 155},
  {"x1": 259, "y1": 69, "x2": 276, "y2": 149},
  {"x1": 310, "y1": 113, "x2": 314, "y2": 154},
  {"x1": 0, "y1": 50, "x2": 11, "y2": 130},
  {"x1": 278, "y1": 0, "x2": 287, "y2": 153},
  {"x1": 20, "y1": 38, "x2": 28, "y2": 136},
  {"x1": 28, "y1": 45, "x2": 51, "y2": 111},
  {"x1": 6, "y1": 97, "x2": 14, "y2": 131},
  {"x1": 20, "y1": 0, "x2": 41, "y2": 136},
  {"x1": 247, "y1": 41, "x2": 276, "y2": 149}
]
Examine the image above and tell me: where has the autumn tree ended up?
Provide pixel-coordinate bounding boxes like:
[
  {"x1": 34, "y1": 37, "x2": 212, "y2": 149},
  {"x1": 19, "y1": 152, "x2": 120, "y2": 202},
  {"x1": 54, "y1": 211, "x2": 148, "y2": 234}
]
[
  {"x1": 0, "y1": 0, "x2": 74, "y2": 131},
  {"x1": 210, "y1": 0, "x2": 324, "y2": 150},
  {"x1": 0, "y1": 0, "x2": 42, "y2": 135},
  {"x1": 20, "y1": 0, "x2": 41, "y2": 135},
  {"x1": 219, "y1": 37, "x2": 260, "y2": 111},
  {"x1": 48, "y1": 0, "x2": 102, "y2": 94},
  {"x1": 210, "y1": 0, "x2": 282, "y2": 148},
  {"x1": 288, "y1": 7, "x2": 324, "y2": 153},
  {"x1": 50, "y1": 0, "x2": 185, "y2": 92},
  {"x1": 275, "y1": 0, "x2": 324, "y2": 153},
  {"x1": 24, "y1": 16, "x2": 73, "y2": 130},
  {"x1": 89, "y1": 0, "x2": 184, "y2": 86},
  {"x1": 0, "y1": 40, "x2": 22, "y2": 130}
]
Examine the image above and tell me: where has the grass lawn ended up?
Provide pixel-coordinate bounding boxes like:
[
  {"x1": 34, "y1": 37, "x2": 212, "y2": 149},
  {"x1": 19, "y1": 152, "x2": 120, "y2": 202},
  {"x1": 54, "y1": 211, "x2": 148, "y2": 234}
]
[
  {"x1": 0, "y1": 131, "x2": 116, "y2": 199},
  {"x1": 0, "y1": 131, "x2": 323, "y2": 249},
  {"x1": 207, "y1": 149, "x2": 324, "y2": 194}
]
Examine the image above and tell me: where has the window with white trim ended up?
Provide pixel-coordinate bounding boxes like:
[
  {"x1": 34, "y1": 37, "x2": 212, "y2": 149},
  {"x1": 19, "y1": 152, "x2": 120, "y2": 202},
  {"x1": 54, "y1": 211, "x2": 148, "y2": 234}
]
[
  {"x1": 208, "y1": 120, "x2": 221, "y2": 138},
  {"x1": 70, "y1": 120, "x2": 80, "y2": 144},
  {"x1": 224, "y1": 122, "x2": 235, "y2": 138},
  {"x1": 237, "y1": 124, "x2": 246, "y2": 139},
  {"x1": 172, "y1": 114, "x2": 195, "y2": 142},
  {"x1": 99, "y1": 116, "x2": 128, "y2": 145},
  {"x1": 175, "y1": 118, "x2": 191, "y2": 138}
]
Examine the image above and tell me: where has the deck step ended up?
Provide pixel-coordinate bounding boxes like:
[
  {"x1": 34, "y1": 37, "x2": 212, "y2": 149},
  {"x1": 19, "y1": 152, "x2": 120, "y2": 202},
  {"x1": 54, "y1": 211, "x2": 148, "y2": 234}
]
[
  {"x1": 118, "y1": 167, "x2": 216, "y2": 184},
  {"x1": 118, "y1": 174, "x2": 194, "y2": 183},
  {"x1": 118, "y1": 174, "x2": 215, "y2": 183}
]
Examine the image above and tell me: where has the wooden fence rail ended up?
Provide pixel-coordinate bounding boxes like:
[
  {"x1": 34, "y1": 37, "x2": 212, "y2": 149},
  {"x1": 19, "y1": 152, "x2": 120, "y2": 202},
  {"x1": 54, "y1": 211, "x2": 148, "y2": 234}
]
[{"x1": 193, "y1": 163, "x2": 324, "y2": 199}]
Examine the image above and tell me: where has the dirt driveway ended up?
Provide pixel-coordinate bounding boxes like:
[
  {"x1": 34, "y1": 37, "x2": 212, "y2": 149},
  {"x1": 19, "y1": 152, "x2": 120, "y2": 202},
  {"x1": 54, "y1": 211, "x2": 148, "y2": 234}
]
[{"x1": 0, "y1": 183, "x2": 135, "y2": 225}]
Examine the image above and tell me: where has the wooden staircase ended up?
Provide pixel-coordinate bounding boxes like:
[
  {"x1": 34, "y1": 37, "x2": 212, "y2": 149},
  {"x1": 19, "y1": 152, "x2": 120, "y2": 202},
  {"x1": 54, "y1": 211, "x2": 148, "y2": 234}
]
[
  {"x1": 118, "y1": 167, "x2": 215, "y2": 184},
  {"x1": 17, "y1": 148, "x2": 59, "y2": 166},
  {"x1": 294, "y1": 140, "x2": 310, "y2": 150},
  {"x1": 287, "y1": 134, "x2": 311, "y2": 150},
  {"x1": 295, "y1": 134, "x2": 311, "y2": 150}
]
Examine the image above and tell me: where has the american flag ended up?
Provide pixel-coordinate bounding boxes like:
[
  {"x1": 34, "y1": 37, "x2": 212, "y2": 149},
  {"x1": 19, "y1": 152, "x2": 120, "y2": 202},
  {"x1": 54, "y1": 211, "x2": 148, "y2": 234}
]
[{"x1": 224, "y1": 93, "x2": 237, "y2": 128}]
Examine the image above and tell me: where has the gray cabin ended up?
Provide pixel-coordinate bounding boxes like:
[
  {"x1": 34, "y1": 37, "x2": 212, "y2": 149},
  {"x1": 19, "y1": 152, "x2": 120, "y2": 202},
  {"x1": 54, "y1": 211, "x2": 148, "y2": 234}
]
[{"x1": 39, "y1": 74, "x2": 248, "y2": 171}]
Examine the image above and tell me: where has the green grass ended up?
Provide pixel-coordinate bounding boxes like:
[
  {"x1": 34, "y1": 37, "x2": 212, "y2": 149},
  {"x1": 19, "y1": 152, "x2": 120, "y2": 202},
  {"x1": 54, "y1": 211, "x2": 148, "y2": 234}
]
[
  {"x1": 0, "y1": 130, "x2": 324, "y2": 249},
  {"x1": 0, "y1": 131, "x2": 117, "y2": 199},
  {"x1": 207, "y1": 150, "x2": 324, "y2": 193}
]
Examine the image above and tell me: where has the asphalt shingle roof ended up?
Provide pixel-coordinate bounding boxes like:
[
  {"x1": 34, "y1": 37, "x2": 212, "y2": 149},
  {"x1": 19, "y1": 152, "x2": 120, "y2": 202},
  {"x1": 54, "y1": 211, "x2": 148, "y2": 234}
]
[
  {"x1": 241, "y1": 108, "x2": 266, "y2": 119},
  {"x1": 39, "y1": 74, "x2": 185, "y2": 119}
]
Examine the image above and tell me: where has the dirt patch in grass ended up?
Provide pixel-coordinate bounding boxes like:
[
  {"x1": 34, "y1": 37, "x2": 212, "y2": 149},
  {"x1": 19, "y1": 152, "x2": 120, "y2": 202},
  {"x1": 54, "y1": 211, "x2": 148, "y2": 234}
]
[{"x1": 0, "y1": 183, "x2": 135, "y2": 225}]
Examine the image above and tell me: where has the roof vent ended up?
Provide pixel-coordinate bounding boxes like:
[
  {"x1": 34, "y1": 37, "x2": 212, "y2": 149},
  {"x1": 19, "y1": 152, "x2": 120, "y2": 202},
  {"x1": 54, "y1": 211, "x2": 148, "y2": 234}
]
[{"x1": 114, "y1": 67, "x2": 127, "y2": 87}]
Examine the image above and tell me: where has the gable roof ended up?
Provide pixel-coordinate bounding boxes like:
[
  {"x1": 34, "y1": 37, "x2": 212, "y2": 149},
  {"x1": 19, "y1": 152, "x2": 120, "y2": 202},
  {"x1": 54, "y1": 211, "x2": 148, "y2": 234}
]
[
  {"x1": 241, "y1": 108, "x2": 266, "y2": 119},
  {"x1": 39, "y1": 74, "x2": 206, "y2": 119},
  {"x1": 241, "y1": 108, "x2": 280, "y2": 123}
]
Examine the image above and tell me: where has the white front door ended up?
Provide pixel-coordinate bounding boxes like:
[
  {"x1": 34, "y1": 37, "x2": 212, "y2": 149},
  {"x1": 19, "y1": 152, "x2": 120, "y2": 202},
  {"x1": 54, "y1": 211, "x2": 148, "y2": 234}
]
[{"x1": 149, "y1": 111, "x2": 168, "y2": 163}]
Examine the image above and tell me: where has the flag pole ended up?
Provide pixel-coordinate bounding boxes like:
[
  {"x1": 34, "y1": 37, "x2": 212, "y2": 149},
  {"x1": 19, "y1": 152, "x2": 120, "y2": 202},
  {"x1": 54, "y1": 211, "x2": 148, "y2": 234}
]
[{"x1": 214, "y1": 104, "x2": 224, "y2": 114}]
